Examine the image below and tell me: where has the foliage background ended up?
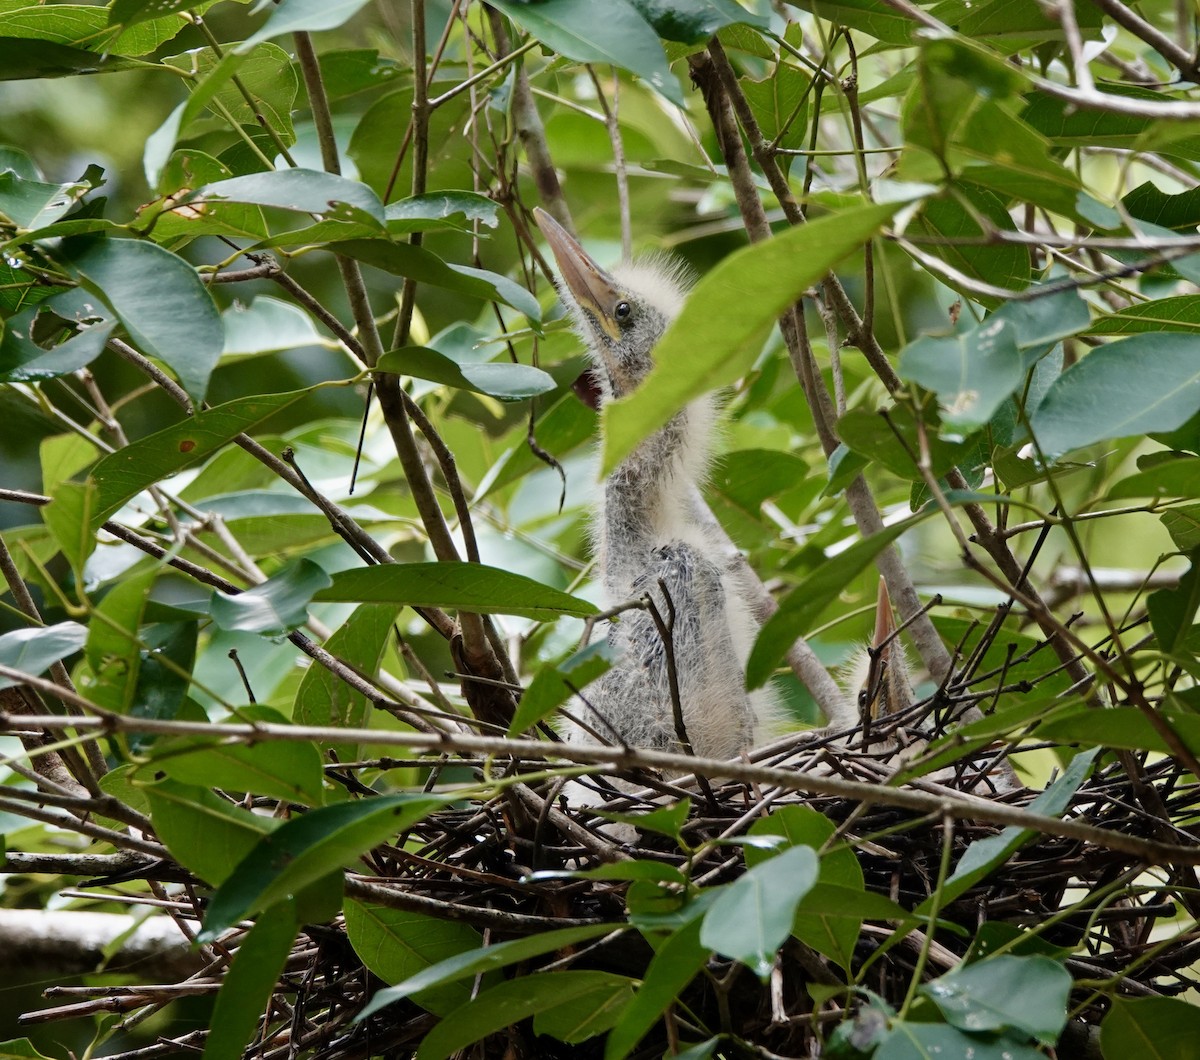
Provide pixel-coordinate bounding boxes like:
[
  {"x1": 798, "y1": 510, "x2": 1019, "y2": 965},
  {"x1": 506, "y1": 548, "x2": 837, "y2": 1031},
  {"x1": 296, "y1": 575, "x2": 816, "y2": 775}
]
[{"x1": 2, "y1": 0, "x2": 1200, "y2": 1057}]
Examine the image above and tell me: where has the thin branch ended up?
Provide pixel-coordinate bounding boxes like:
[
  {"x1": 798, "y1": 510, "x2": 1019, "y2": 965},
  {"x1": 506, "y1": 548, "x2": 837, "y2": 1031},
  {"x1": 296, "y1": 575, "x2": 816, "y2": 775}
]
[{"x1": 7, "y1": 707, "x2": 1200, "y2": 866}]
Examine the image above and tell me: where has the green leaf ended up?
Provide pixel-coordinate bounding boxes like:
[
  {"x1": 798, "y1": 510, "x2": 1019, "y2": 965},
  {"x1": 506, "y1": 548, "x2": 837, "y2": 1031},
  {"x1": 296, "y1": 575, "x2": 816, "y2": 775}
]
[
  {"x1": 344, "y1": 900, "x2": 483, "y2": 1016},
  {"x1": 599, "y1": 797, "x2": 691, "y2": 841},
  {"x1": 907, "y1": 186, "x2": 1031, "y2": 305},
  {"x1": 199, "y1": 794, "x2": 445, "y2": 942},
  {"x1": 748, "y1": 806, "x2": 863, "y2": 971},
  {"x1": 927, "y1": 748, "x2": 1098, "y2": 911},
  {"x1": 294, "y1": 603, "x2": 397, "y2": 760},
  {"x1": 330, "y1": 241, "x2": 541, "y2": 320},
  {"x1": 65, "y1": 238, "x2": 224, "y2": 403},
  {"x1": 1107, "y1": 455, "x2": 1200, "y2": 499},
  {"x1": 0, "y1": 36, "x2": 140, "y2": 80},
  {"x1": 899, "y1": 318, "x2": 1023, "y2": 431},
  {"x1": 509, "y1": 640, "x2": 614, "y2": 736},
  {"x1": 194, "y1": 169, "x2": 385, "y2": 226},
  {"x1": 875, "y1": 1023, "x2": 1044, "y2": 1060},
  {"x1": 88, "y1": 390, "x2": 306, "y2": 529},
  {"x1": 210, "y1": 558, "x2": 332, "y2": 636},
  {"x1": 1035, "y1": 707, "x2": 1200, "y2": 755},
  {"x1": 85, "y1": 571, "x2": 156, "y2": 713},
  {"x1": 415, "y1": 972, "x2": 635, "y2": 1060},
  {"x1": 922, "y1": 955, "x2": 1071, "y2": 1045},
  {"x1": 201, "y1": 901, "x2": 299, "y2": 1060},
  {"x1": 746, "y1": 508, "x2": 935, "y2": 689},
  {"x1": 146, "y1": 780, "x2": 279, "y2": 887},
  {"x1": 149, "y1": 707, "x2": 326, "y2": 807},
  {"x1": 787, "y1": 0, "x2": 917, "y2": 45},
  {"x1": 0, "y1": 170, "x2": 90, "y2": 229},
  {"x1": 629, "y1": 0, "x2": 766, "y2": 43},
  {"x1": 143, "y1": 47, "x2": 258, "y2": 185},
  {"x1": 357, "y1": 923, "x2": 623, "y2": 1022},
  {"x1": 602, "y1": 202, "x2": 899, "y2": 474},
  {"x1": 1089, "y1": 295, "x2": 1200, "y2": 335},
  {"x1": 533, "y1": 976, "x2": 635, "y2": 1044},
  {"x1": 700, "y1": 845, "x2": 819, "y2": 979},
  {"x1": 0, "y1": 1039, "x2": 57, "y2": 1060},
  {"x1": 0, "y1": 621, "x2": 87, "y2": 691},
  {"x1": 1101, "y1": 997, "x2": 1200, "y2": 1060},
  {"x1": 164, "y1": 42, "x2": 297, "y2": 146},
  {"x1": 41, "y1": 478, "x2": 98, "y2": 575},
  {"x1": 1030, "y1": 334, "x2": 1200, "y2": 457},
  {"x1": 384, "y1": 192, "x2": 500, "y2": 234},
  {"x1": 1148, "y1": 548, "x2": 1200, "y2": 656},
  {"x1": 239, "y1": 0, "x2": 375, "y2": 52},
  {"x1": 605, "y1": 916, "x2": 709, "y2": 1060},
  {"x1": 489, "y1": 0, "x2": 684, "y2": 107},
  {"x1": 375, "y1": 347, "x2": 556, "y2": 401},
  {"x1": 315, "y1": 563, "x2": 597, "y2": 620},
  {"x1": 221, "y1": 295, "x2": 330, "y2": 359}
]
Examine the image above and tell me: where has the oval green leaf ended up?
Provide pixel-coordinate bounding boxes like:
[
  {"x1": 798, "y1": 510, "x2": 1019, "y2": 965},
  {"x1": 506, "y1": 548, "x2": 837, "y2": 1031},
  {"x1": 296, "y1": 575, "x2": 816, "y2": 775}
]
[{"x1": 66, "y1": 238, "x2": 224, "y2": 403}]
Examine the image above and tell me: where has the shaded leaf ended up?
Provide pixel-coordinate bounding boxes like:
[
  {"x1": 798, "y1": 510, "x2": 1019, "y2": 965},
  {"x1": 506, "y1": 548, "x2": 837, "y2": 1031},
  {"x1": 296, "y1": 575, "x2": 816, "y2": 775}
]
[
  {"x1": 199, "y1": 794, "x2": 445, "y2": 941},
  {"x1": 629, "y1": 0, "x2": 766, "y2": 43},
  {"x1": 331, "y1": 241, "x2": 541, "y2": 320},
  {"x1": 1148, "y1": 548, "x2": 1200, "y2": 656},
  {"x1": 210, "y1": 558, "x2": 332, "y2": 636},
  {"x1": 145, "y1": 780, "x2": 278, "y2": 887},
  {"x1": 358, "y1": 923, "x2": 623, "y2": 1021},
  {"x1": 88, "y1": 390, "x2": 306, "y2": 529},
  {"x1": 922, "y1": 955, "x2": 1070, "y2": 1044},
  {"x1": 201, "y1": 902, "x2": 298, "y2": 1060},
  {"x1": 150, "y1": 707, "x2": 326, "y2": 807},
  {"x1": 344, "y1": 901, "x2": 483, "y2": 1016},
  {"x1": 746, "y1": 508, "x2": 936, "y2": 689},
  {"x1": 415, "y1": 972, "x2": 635, "y2": 1060},
  {"x1": 605, "y1": 914, "x2": 709, "y2": 1060},
  {"x1": 1100, "y1": 997, "x2": 1200, "y2": 1060},
  {"x1": 294, "y1": 603, "x2": 397, "y2": 761}
]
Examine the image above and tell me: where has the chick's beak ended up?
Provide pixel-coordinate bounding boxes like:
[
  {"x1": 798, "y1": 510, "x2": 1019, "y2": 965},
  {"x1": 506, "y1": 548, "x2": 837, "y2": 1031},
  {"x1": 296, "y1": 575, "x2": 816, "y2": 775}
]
[
  {"x1": 534, "y1": 207, "x2": 622, "y2": 343},
  {"x1": 863, "y1": 578, "x2": 897, "y2": 720}
]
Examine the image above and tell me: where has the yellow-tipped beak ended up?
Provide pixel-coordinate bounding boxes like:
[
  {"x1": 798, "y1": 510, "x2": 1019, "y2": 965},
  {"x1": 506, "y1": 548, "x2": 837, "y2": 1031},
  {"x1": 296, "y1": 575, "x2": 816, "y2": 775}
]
[{"x1": 533, "y1": 207, "x2": 623, "y2": 342}]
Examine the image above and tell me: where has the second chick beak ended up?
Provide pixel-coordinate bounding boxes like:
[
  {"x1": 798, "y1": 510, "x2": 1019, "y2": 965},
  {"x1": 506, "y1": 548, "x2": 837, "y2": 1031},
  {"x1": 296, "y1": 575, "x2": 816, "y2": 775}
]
[
  {"x1": 534, "y1": 207, "x2": 623, "y2": 344},
  {"x1": 862, "y1": 578, "x2": 897, "y2": 721}
]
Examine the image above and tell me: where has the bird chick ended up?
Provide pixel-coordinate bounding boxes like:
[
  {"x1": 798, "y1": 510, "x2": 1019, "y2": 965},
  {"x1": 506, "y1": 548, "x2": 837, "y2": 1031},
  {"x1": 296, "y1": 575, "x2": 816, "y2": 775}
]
[
  {"x1": 535, "y1": 208, "x2": 777, "y2": 767},
  {"x1": 838, "y1": 578, "x2": 914, "y2": 752}
]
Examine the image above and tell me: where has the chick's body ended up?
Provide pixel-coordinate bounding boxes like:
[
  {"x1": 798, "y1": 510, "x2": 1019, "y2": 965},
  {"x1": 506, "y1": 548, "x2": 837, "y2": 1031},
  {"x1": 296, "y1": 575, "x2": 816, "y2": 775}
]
[{"x1": 535, "y1": 213, "x2": 776, "y2": 763}]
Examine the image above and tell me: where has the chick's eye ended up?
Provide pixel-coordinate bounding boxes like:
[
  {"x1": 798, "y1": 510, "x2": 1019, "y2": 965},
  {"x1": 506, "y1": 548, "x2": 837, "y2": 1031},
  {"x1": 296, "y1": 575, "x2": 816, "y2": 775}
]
[{"x1": 614, "y1": 300, "x2": 632, "y2": 323}]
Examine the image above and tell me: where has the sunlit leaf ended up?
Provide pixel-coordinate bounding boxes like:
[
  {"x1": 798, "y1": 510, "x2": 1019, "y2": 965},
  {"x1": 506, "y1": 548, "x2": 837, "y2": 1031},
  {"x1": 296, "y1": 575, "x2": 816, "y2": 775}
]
[
  {"x1": 0, "y1": 621, "x2": 87, "y2": 691},
  {"x1": 375, "y1": 347, "x2": 556, "y2": 401},
  {"x1": 602, "y1": 202, "x2": 900, "y2": 474},
  {"x1": 700, "y1": 845, "x2": 819, "y2": 979},
  {"x1": 1030, "y1": 334, "x2": 1200, "y2": 457},
  {"x1": 315, "y1": 563, "x2": 597, "y2": 619}
]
